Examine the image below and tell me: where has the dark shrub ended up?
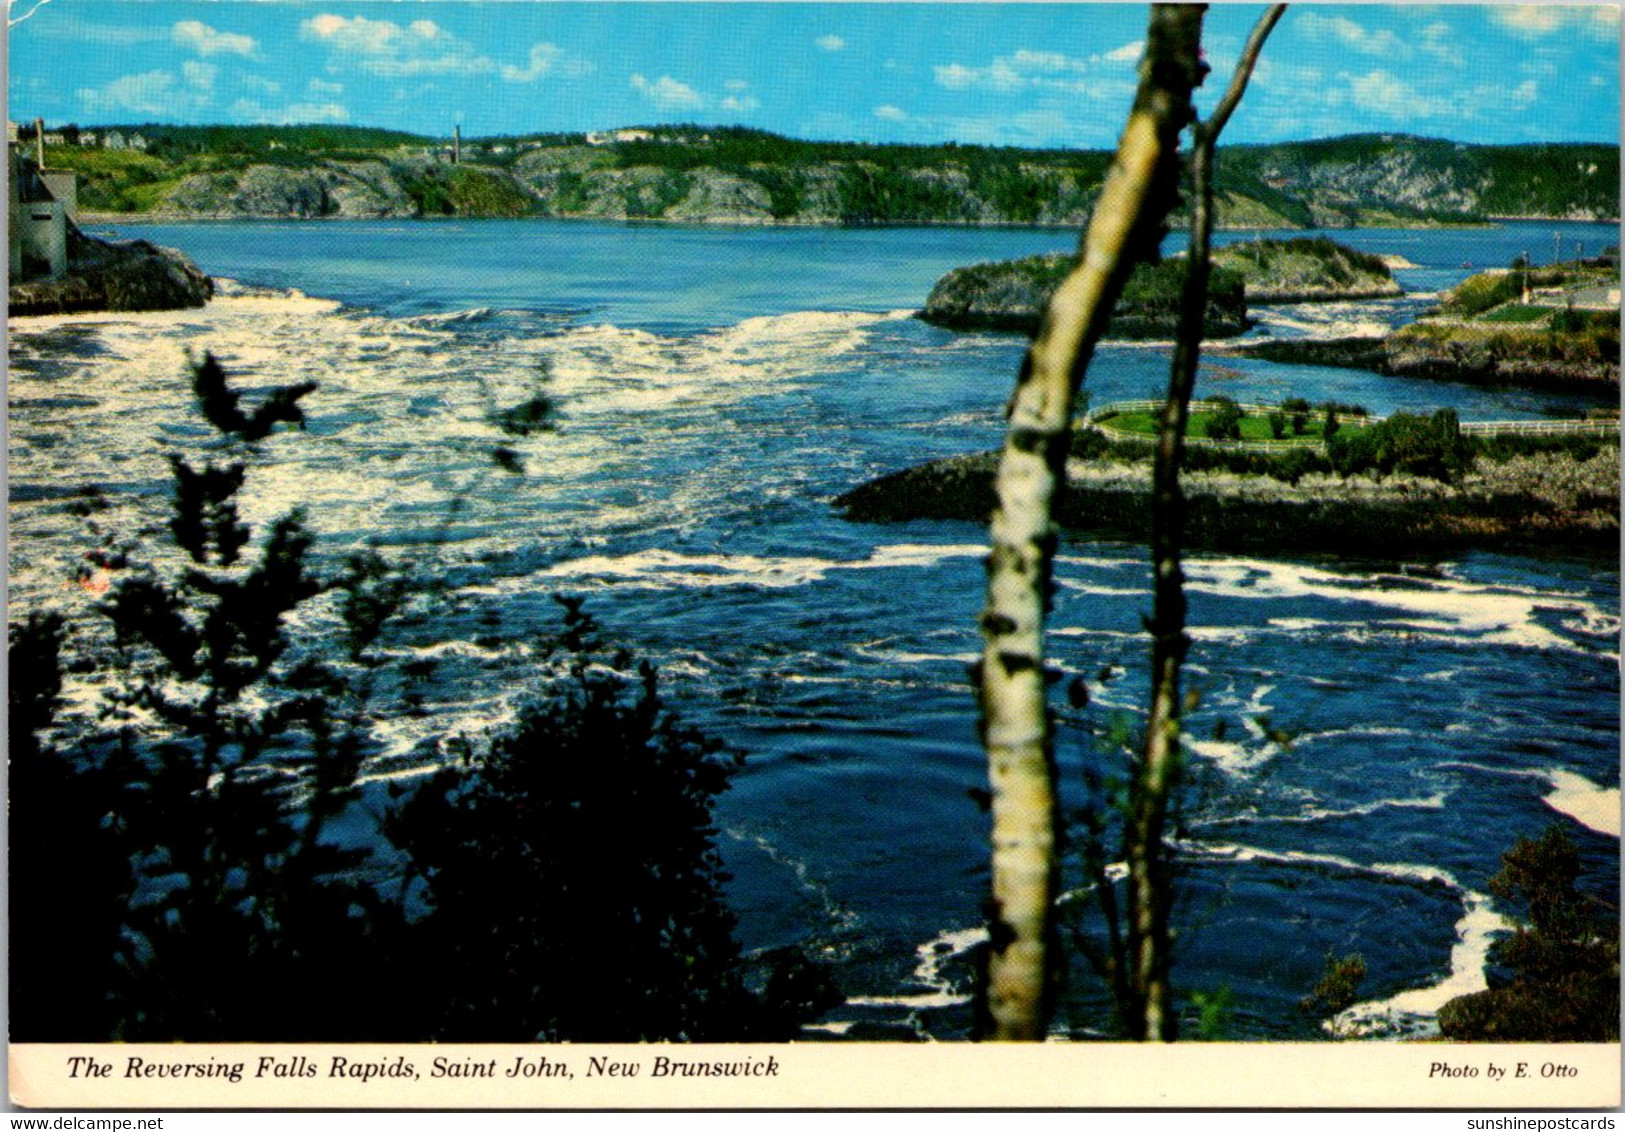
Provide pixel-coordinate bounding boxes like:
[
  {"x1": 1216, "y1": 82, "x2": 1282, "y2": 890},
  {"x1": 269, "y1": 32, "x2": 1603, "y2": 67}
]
[
  {"x1": 1328, "y1": 409, "x2": 1471, "y2": 482},
  {"x1": 1439, "y1": 826, "x2": 1619, "y2": 1042},
  {"x1": 1204, "y1": 396, "x2": 1243, "y2": 441}
]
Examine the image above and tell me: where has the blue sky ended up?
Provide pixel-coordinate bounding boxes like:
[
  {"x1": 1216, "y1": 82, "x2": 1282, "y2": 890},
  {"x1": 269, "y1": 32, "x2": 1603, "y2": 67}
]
[{"x1": 7, "y1": 2, "x2": 1620, "y2": 148}]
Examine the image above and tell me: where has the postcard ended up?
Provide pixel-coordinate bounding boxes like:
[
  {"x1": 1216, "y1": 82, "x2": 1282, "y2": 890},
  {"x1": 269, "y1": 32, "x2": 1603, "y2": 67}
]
[{"x1": 6, "y1": 0, "x2": 1620, "y2": 1111}]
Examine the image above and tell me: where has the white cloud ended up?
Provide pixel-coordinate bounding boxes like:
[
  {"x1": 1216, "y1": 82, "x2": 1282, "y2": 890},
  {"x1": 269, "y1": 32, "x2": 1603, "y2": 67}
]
[
  {"x1": 302, "y1": 16, "x2": 589, "y2": 83},
  {"x1": 1347, "y1": 69, "x2": 1448, "y2": 120},
  {"x1": 31, "y1": 16, "x2": 166, "y2": 45},
  {"x1": 182, "y1": 61, "x2": 217, "y2": 92},
  {"x1": 630, "y1": 73, "x2": 704, "y2": 110},
  {"x1": 1418, "y1": 21, "x2": 1464, "y2": 67},
  {"x1": 1344, "y1": 68, "x2": 1546, "y2": 124},
  {"x1": 1008, "y1": 49, "x2": 1069, "y2": 73},
  {"x1": 721, "y1": 95, "x2": 760, "y2": 113},
  {"x1": 1250, "y1": 55, "x2": 1324, "y2": 92},
  {"x1": 816, "y1": 34, "x2": 846, "y2": 52},
  {"x1": 499, "y1": 42, "x2": 592, "y2": 83},
  {"x1": 933, "y1": 57, "x2": 1022, "y2": 92},
  {"x1": 932, "y1": 47, "x2": 1136, "y2": 96},
  {"x1": 307, "y1": 78, "x2": 344, "y2": 96},
  {"x1": 172, "y1": 19, "x2": 257, "y2": 58},
  {"x1": 242, "y1": 75, "x2": 282, "y2": 95},
  {"x1": 725, "y1": 79, "x2": 750, "y2": 92},
  {"x1": 78, "y1": 70, "x2": 210, "y2": 116},
  {"x1": 1492, "y1": 5, "x2": 1567, "y2": 37},
  {"x1": 1298, "y1": 13, "x2": 1408, "y2": 58},
  {"x1": 231, "y1": 97, "x2": 349, "y2": 125},
  {"x1": 1491, "y1": 5, "x2": 1618, "y2": 41},
  {"x1": 1102, "y1": 40, "x2": 1143, "y2": 63},
  {"x1": 874, "y1": 104, "x2": 908, "y2": 121},
  {"x1": 300, "y1": 13, "x2": 491, "y2": 77}
]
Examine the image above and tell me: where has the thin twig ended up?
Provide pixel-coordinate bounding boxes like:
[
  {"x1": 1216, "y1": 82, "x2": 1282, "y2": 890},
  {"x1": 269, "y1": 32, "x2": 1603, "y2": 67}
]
[
  {"x1": 1128, "y1": 2, "x2": 1286, "y2": 1043},
  {"x1": 978, "y1": 4, "x2": 1207, "y2": 1042}
]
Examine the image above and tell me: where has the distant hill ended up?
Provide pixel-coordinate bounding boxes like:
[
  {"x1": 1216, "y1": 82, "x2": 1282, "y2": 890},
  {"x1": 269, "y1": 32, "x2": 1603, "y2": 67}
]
[{"x1": 48, "y1": 125, "x2": 1619, "y2": 227}]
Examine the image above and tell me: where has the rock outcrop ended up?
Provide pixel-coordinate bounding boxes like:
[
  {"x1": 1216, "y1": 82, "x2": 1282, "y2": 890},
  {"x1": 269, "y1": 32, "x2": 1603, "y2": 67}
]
[
  {"x1": 1211, "y1": 237, "x2": 1402, "y2": 302},
  {"x1": 153, "y1": 162, "x2": 418, "y2": 220},
  {"x1": 919, "y1": 253, "x2": 1251, "y2": 339},
  {"x1": 835, "y1": 447, "x2": 1619, "y2": 557},
  {"x1": 9, "y1": 227, "x2": 213, "y2": 316},
  {"x1": 1230, "y1": 325, "x2": 1619, "y2": 389}
]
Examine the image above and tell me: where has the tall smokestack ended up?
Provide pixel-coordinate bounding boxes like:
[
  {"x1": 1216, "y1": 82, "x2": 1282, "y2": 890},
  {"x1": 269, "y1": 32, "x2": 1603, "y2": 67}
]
[
  {"x1": 35, "y1": 117, "x2": 45, "y2": 167},
  {"x1": 453, "y1": 124, "x2": 461, "y2": 165}
]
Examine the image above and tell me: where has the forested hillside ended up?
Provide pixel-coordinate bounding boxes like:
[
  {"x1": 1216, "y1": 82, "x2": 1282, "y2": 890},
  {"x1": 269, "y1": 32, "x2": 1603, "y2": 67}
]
[{"x1": 49, "y1": 124, "x2": 1619, "y2": 226}]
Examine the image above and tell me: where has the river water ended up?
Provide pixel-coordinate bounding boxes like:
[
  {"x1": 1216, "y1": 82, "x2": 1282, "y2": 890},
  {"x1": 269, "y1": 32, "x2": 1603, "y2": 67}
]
[{"x1": 8, "y1": 218, "x2": 1619, "y2": 1040}]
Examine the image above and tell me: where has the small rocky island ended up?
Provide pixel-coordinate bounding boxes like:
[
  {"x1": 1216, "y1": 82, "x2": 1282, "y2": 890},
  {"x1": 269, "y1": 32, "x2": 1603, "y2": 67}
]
[
  {"x1": 919, "y1": 254, "x2": 1250, "y2": 338},
  {"x1": 9, "y1": 226, "x2": 213, "y2": 317},
  {"x1": 919, "y1": 237, "x2": 1398, "y2": 337},
  {"x1": 837, "y1": 415, "x2": 1619, "y2": 557}
]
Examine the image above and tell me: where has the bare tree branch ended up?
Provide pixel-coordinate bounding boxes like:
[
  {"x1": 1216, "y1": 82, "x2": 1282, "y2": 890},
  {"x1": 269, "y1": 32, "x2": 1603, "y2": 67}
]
[
  {"x1": 1127, "y1": 2, "x2": 1286, "y2": 1043},
  {"x1": 7, "y1": 0, "x2": 58, "y2": 29}
]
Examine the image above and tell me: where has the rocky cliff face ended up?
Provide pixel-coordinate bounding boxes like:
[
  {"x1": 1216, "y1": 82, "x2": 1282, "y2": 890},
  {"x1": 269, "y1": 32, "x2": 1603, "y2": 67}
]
[
  {"x1": 9, "y1": 227, "x2": 213, "y2": 315},
  {"x1": 154, "y1": 162, "x2": 417, "y2": 219}
]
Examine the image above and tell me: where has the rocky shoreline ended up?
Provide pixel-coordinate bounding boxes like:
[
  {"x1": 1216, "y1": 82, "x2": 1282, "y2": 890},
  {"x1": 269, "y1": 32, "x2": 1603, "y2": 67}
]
[
  {"x1": 836, "y1": 448, "x2": 1619, "y2": 558},
  {"x1": 1223, "y1": 330, "x2": 1620, "y2": 390},
  {"x1": 9, "y1": 227, "x2": 212, "y2": 317}
]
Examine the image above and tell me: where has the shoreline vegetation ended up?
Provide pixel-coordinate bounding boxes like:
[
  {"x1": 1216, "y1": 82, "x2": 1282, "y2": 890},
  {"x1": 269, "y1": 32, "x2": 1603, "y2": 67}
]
[
  {"x1": 1223, "y1": 259, "x2": 1621, "y2": 389},
  {"x1": 36, "y1": 124, "x2": 1621, "y2": 227}
]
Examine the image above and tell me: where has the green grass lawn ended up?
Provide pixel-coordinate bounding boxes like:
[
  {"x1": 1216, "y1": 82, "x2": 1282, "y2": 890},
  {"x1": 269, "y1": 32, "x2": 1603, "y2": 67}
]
[
  {"x1": 1480, "y1": 304, "x2": 1553, "y2": 324},
  {"x1": 1098, "y1": 409, "x2": 1340, "y2": 442}
]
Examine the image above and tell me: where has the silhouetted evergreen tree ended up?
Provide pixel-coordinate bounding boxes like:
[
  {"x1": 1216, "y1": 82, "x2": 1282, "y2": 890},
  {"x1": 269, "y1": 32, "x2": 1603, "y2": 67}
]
[
  {"x1": 386, "y1": 598, "x2": 837, "y2": 1041},
  {"x1": 1440, "y1": 825, "x2": 1619, "y2": 1041}
]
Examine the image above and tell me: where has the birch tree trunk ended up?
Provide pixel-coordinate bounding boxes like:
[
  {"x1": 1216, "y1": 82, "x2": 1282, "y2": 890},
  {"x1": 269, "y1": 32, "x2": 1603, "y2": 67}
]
[{"x1": 979, "y1": 4, "x2": 1207, "y2": 1042}]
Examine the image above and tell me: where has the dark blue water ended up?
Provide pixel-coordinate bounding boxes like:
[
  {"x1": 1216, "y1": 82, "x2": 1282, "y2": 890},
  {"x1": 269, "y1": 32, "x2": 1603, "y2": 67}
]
[{"x1": 11, "y1": 218, "x2": 1619, "y2": 1040}]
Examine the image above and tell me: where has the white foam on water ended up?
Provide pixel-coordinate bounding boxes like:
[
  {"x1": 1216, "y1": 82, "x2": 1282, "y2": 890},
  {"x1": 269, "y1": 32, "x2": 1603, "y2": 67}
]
[
  {"x1": 1184, "y1": 557, "x2": 1615, "y2": 657},
  {"x1": 1327, "y1": 893, "x2": 1512, "y2": 1040},
  {"x1": 472, "y1": 543, "x2": 987, "y2": 595},
  {"x1": 1200, "y1": 793, "x2": 1450, "y2": 827},
  {"x1": 1543, "y1": 769, "x2": 1622, "y2": 837},
  {"x1": 1185, "y1": 735, "x2": 1277, "y2": 775},
  {"x1": 1054, "y1": 580, "x2": 1149, "y2": 598},
  {"x1": 842, "y1": 924, "x2": 981, "y2": 1024},
  {"x1": 1240, "y1": 296, "x2": 1411, "y2": 341},
  {"x1": 724, "y1": 830, "x2": 861, "y2": 937},
  {"x1": 1291, "y1": 725, "x2": 1415, "y2": 748},
  {"x1": 1177, "y1": 838, "x2": 1512, "y2": 1040},
  {"x1": 1441, "y1": 762, "x2": 1620, "y2": 838}
]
